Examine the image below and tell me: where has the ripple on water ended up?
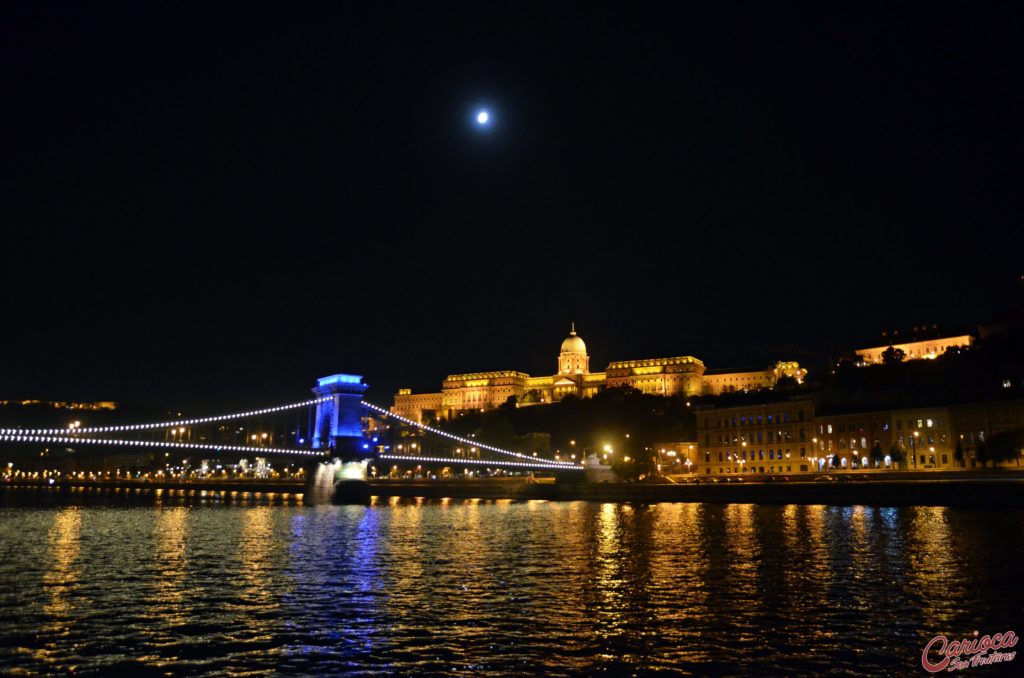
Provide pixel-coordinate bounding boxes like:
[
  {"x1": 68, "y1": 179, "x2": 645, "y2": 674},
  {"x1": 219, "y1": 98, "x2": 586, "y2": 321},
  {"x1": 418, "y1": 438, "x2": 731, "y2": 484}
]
[{"x1": 0, "y1": 496, "x2": 1022, "y2": 675}]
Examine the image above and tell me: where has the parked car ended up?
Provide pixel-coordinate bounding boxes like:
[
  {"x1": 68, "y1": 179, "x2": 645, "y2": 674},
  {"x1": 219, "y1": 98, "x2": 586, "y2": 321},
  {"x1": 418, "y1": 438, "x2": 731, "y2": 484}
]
[{"x1": 814, "y1": 475, "x2": 835, "y2": 482}]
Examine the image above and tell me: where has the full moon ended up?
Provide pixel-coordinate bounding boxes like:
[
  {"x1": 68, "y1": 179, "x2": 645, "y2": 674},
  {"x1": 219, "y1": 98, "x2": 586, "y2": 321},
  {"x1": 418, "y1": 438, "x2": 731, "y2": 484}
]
[{"x1": 476, "y1": 111, "x2": 489, "y2": 124}]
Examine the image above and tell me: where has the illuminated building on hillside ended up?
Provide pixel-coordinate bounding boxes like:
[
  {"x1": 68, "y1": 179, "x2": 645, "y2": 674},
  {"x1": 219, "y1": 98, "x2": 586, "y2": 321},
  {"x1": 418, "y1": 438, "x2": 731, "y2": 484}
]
[
  {"x1": 391, "y1": 325, "x2": 804, "y2": 423},
  {"x1": 855, "y1": 326, "x2": 975, "y2": 364},
  {"x1": 605, "y1": 356, "x2": 704, "y2": 396},
  {"x1": 702, "y1": 362, "x2": 805, "y2": 395}
]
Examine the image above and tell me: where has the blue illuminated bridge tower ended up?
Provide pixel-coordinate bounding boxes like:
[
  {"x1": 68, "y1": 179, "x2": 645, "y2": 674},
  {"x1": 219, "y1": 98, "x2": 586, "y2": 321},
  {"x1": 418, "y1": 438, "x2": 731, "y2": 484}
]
[
  {"x1": 306, "y1": 374, "x2": 373, "y2": 503},
  {"x1": 310, "y1": 373, "x2": 369, "y2": 456}
]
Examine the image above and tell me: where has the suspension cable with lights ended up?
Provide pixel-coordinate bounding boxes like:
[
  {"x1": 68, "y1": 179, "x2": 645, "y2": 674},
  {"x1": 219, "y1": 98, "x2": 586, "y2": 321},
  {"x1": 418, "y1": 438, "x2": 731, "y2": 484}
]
[
  {"x1": 2, "y1": 397, "x2": 332, "y2": 436},
  {"x1": 0, "y1": 433, "x2": 320, "y2": 456},
  {"x1": 360, "y1": 401, "x2": 580, "y2": 469}
]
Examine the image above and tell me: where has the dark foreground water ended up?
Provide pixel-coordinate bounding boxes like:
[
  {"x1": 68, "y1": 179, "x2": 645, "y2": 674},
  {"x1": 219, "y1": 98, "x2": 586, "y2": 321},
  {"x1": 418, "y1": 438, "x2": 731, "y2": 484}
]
[{"x1": 0, "y1": 490, "x2": 1021, "y2": 676}]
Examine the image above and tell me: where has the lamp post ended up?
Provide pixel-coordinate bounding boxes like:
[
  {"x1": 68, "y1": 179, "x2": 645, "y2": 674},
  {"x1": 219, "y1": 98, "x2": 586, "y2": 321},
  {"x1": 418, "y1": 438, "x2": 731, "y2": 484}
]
[{"x1": 911, "y1": 431, "x2": 920, "y2": 469}]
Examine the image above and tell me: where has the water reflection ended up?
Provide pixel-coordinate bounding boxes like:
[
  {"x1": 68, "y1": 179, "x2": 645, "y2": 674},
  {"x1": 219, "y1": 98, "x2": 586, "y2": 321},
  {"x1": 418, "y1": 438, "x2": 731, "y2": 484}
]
[
  {"x1": 35, "y1": 507, "x2": 82, "y2": 665},
  {"x1": 1, "y1": 500, "x2": 1022, "y2": 676},
  {"x1": 240, "y1": 506, "x2": 275, "y2": 608},
  {"x1": 152, "y1": 507, "x2": 188, "y2": 618},
  {"x1": 906, "y1": 507, "x2": 957, "y2": 631}
]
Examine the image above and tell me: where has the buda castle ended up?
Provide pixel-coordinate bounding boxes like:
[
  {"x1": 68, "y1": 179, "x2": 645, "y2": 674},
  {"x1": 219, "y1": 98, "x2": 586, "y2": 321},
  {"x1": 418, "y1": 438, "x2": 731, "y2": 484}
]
[{"x1": 391, "y1": 325, "x2": 805, "y2": 423}]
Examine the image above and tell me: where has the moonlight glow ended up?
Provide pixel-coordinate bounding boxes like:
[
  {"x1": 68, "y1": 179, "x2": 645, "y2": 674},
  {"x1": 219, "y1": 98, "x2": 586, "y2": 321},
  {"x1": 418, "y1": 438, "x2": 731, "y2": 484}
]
[{"x1": 476, "y1": 110, "x2": 490, "y2": 125}]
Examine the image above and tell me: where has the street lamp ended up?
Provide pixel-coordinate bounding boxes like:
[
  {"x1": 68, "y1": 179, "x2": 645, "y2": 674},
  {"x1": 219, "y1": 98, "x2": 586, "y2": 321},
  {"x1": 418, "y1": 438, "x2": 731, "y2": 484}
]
[{"x1": 912, "y1": 431, "x2": 920, "y2": 469}]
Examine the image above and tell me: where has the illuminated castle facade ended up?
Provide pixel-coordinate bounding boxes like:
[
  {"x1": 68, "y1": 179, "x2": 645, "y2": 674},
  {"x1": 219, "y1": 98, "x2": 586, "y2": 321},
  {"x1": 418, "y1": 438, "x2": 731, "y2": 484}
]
[{"x1": 392, "y1": 325, "x2": 805, "y2": 423}]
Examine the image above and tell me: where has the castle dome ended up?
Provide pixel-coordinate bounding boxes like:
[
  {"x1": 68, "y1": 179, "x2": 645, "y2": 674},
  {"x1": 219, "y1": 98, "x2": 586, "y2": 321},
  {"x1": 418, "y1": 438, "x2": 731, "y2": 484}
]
[{"x1": 560, "y1": 324, "x2": 587, "y2": 354}]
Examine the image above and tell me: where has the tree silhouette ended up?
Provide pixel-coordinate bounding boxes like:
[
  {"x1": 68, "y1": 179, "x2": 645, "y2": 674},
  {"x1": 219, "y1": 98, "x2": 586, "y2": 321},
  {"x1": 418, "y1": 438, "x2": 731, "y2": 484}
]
[
  {"x1": 881, "y1": 345, "x2": 906, "y2": 365},
  {"x1": 869, "y1": 442, "x2": 885, "y2": 468},
  {"x1": 953, "y1": 441, "x2": 965, "y2": 468},
  {"x1": 986, "y1": 429, "x2": 1024, "y2": 466},
  {"x1": 888, "y1": 443, "x2": 907, "y2": 469},
  {"x1": 976, "y1": 440, "x2": 992, "y2": 467}
]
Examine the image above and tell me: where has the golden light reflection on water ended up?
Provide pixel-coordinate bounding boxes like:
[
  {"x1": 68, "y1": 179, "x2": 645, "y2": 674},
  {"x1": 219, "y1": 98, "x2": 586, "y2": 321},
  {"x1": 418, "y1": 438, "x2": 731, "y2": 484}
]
[
  {"x1": 36, "y1": 507, "x2": 82, "y2": 664},
  {"x1": 797, "y1": 504, "x2": 832, "y2": 639},
  {"x1": 241, "y1": 507, "x2": 276, "y2": 607},
  {"x1": 648, "y1": 503, "x2": 715, "y2": 664},
  {"x1": 780, "y1": 504, "x2": 803, "y2": 593},
  {"x1": 722, "y1": 503, "x2": 761, "y2": 643},
  {"x1": 905, "y1": 506, "x2": 955, "y2": 629},
  {"x1": 151, "y1": 507, "x2": 188, "y2": 630},
  {"x1": 595, "y1": 503, "x2": 620, "y2": 613},
  {"x1": 386, "y1": 498, "x2": 425, "y2": 596},
  {"x1": 236, "y1": 506, "x2": 282, "y2": 651},
  {"x1": 3, "y1": 496, "x2": 1021, "y2": 675}
]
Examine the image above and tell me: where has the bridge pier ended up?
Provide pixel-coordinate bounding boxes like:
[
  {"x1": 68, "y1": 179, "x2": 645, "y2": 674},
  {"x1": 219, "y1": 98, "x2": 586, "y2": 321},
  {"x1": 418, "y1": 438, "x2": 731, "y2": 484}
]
[
  {"x1": 304, "y1": 458, "x2": 372, "y2": 504},
  {"x1": 307, "y1": 374, "x2": 373, "y2": 504}
]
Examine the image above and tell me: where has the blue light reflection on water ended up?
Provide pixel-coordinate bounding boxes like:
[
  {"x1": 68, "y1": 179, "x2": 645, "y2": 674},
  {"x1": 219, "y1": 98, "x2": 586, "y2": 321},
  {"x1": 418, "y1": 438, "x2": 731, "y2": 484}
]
[{"x1": 0, "y1": 493, "x2": 1022, "y2": 676}]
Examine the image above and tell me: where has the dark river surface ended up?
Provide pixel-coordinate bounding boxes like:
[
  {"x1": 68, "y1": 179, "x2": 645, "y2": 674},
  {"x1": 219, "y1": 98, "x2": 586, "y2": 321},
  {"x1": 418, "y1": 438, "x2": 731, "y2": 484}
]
[{"x1": 0, "y1": 489, "x2": 1021, "y2": 676}]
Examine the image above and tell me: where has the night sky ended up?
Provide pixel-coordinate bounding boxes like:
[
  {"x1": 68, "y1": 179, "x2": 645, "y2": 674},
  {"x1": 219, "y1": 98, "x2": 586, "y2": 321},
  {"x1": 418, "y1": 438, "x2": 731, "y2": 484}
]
[{"x1": 3, "y1": 3, "x2": 1022, "y2": 412}]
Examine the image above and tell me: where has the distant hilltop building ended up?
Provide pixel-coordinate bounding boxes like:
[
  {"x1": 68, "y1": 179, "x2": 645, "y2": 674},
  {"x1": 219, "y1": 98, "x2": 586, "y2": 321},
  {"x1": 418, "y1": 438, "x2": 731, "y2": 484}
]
[
  {"x1": 0, "y1": 399, "x2": 117, "y2": 411},
  {"x1": 854, "y1": 325, "x2": 975, "y2": 365},
  {"x1": 392, "y1": 325, "x2": 805, "y2": 423}
]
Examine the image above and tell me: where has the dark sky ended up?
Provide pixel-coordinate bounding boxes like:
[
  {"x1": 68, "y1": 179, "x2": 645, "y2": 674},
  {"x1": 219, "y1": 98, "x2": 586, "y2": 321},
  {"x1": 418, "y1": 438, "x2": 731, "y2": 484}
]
[{"x1": 3, "y1": 2, "x2": 1021, "y2": 412}]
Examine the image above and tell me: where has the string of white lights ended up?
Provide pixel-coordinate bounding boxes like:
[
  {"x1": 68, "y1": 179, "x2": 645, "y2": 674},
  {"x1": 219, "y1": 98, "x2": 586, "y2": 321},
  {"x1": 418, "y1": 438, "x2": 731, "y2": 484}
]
[
  {"x1": 3, "y1": 397, "x2": 332, "y2": 435},
  {"x1": 360, "y1": 401, "x2": 579, "y2": 468},
  {"x1": 0, "y1": 396, "x2": 583, "y2": 470},
  {"x1": 377, "y1": 453, "x2": 577, "y2": 470},
  {"x1": 0, "y1": 434, "x2": 320, "y2": 457},
  {"x1": 0, "y1": 434, "x2": 578, "y2": 469}
]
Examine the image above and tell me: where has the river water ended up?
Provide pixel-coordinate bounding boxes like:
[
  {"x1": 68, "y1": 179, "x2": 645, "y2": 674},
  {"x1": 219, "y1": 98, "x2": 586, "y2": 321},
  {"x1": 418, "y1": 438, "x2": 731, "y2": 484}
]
[{"x1": 0, "y1": 489, "x2": 1021, "y2": 676}]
